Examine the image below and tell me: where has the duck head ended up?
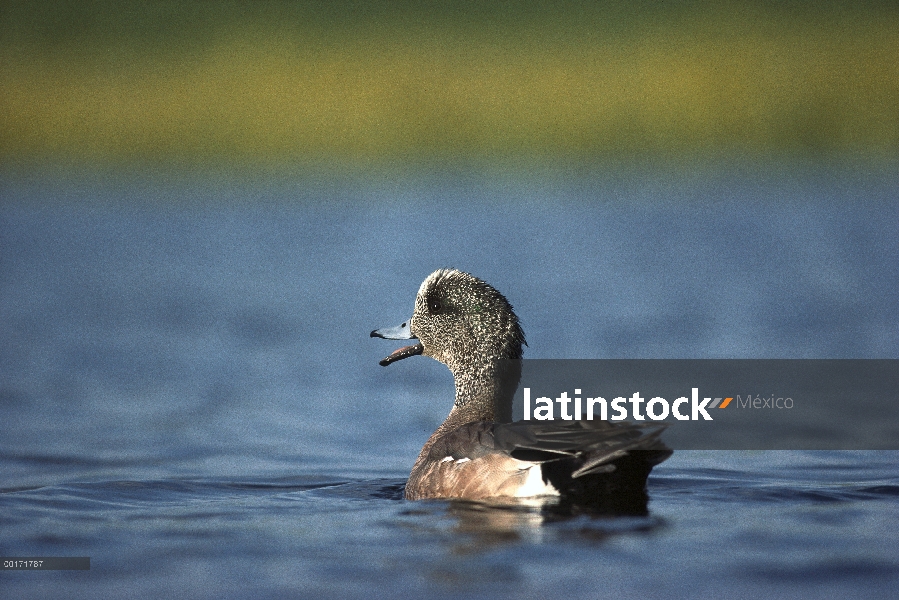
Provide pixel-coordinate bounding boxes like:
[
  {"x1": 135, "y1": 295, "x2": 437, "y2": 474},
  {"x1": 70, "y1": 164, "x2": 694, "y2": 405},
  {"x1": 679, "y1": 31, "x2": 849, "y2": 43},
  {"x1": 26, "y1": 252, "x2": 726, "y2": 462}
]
[{"x1": 372, "y1": 269, "x2": 526, "y2": 413}]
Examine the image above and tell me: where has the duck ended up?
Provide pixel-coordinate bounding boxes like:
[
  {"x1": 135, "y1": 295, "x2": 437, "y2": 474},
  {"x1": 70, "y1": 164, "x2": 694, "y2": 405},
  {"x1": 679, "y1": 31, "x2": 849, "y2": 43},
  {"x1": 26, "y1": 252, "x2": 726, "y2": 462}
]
[{"x1": 371, "y1": 269, "x2": 671, "y2": 513}]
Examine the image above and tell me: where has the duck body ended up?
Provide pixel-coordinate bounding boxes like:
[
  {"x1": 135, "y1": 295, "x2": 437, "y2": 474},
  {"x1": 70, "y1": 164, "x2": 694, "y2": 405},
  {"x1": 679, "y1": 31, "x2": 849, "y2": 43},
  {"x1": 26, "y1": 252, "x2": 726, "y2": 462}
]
[{"x1": 372, "y1": 269, "x2": 671, "y2": 512}]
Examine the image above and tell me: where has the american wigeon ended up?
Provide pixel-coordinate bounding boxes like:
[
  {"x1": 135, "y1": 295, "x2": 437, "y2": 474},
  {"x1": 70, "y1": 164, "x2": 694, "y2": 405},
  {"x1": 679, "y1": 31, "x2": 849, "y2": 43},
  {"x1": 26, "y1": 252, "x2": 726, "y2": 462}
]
[{"x1": 372, "y1": 269, "x2": 671, "y2": 512}]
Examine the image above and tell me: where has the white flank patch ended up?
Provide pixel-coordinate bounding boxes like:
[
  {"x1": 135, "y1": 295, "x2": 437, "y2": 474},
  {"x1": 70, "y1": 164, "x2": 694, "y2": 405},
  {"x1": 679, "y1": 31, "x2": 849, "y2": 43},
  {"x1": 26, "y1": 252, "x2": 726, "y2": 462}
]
[
  {"x1": 440, "y1": 456, "x2": 453, "y2": 463},
  {"x1": 455, "y1": 457, "x2": 471, "y2": 464},
  {"x1": 514, "y1": 464, "x2": 559, "y2": 498}
]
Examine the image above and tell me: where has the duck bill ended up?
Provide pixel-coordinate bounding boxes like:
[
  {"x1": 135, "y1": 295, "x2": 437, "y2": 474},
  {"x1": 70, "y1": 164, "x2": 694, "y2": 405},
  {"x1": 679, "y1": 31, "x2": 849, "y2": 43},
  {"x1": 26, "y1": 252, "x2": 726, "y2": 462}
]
[
  {"x1": 370, "y1": 320, "x2": 423, "y2": 366},
  {"x1": 377, "y1": 342, "x2": 424, "y2": 366}
]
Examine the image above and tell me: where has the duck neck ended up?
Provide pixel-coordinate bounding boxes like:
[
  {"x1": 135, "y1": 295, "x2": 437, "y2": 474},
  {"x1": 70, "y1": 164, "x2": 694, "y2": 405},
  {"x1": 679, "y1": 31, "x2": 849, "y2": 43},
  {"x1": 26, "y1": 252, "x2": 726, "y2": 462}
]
[
  {"x1": 449, "y1": 359, "x2": 521, "y2": 425},
  {"x1": 412, "y1": 359, "x2": 521, "y2": 469}
]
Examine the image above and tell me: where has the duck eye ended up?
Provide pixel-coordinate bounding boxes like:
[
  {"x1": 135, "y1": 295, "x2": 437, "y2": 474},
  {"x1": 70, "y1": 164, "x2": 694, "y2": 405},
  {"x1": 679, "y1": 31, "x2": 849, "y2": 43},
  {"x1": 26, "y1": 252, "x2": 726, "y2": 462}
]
[{"x1": 427, "y1": 298, "x2": 443, "y2": 315}]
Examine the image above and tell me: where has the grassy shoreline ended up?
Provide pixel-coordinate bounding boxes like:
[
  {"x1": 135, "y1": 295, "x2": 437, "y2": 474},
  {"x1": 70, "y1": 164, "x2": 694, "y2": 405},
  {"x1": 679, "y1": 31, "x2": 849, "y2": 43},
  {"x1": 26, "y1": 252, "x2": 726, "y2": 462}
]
[{"x1": 2, "y1": 2, "x2": 897, "y2": 167}]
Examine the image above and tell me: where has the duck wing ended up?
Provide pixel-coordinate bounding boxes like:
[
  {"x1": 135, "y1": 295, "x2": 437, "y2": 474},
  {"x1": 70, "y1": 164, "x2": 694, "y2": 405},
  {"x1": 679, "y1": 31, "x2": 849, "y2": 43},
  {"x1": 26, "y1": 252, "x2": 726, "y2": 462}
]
[
  {"x1": 428, "y1": 419, "x2": 671, "y2": 477},
  {"x1": 406, "y1": 418, "x2": 671, "y2": 504}
]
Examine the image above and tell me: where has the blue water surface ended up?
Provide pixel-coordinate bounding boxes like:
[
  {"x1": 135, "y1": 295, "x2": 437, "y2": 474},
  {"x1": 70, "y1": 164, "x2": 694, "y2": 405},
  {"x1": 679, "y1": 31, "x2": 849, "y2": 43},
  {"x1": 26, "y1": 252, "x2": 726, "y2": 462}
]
[{"x1": 1, "y1": 168, "x2": 897, "y2": 598}]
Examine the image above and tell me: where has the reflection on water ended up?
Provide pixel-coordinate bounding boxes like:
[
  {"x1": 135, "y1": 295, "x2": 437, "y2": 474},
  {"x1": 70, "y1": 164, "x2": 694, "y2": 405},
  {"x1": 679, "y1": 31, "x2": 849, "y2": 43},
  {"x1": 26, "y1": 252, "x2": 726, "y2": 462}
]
[{"x1": 436, "y1": 499, "x2": 664, "y2": 556}]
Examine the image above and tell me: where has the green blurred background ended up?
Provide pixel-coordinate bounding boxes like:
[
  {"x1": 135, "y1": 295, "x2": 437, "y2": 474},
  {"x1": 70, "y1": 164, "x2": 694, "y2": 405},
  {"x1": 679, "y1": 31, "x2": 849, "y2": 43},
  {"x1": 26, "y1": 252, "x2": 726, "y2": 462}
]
[{"x1": 2, "y1": 0, "x2": 897, "y2": 172}]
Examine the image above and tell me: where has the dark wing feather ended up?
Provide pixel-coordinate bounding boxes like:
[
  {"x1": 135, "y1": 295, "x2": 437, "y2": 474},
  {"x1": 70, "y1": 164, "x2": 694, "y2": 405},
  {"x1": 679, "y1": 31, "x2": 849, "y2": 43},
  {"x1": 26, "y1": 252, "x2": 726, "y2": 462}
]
[{"x1": 495, "y1": 419, "x2": 670, "y2": 477}]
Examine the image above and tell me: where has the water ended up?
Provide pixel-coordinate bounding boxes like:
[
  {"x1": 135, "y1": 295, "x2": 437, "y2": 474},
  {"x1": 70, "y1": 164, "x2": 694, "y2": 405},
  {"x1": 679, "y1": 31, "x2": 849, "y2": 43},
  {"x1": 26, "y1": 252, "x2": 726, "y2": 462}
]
[{"x1": 1, "y1": 168, "x2": 898, "y2": 598}]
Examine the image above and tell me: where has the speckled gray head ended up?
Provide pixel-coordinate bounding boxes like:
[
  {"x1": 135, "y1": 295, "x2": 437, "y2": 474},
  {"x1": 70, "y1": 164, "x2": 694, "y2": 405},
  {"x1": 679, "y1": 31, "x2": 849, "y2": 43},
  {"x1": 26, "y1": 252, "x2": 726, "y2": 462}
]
[{"x1": 372, "y1": 269, "x2": 525, "y2": 372}]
